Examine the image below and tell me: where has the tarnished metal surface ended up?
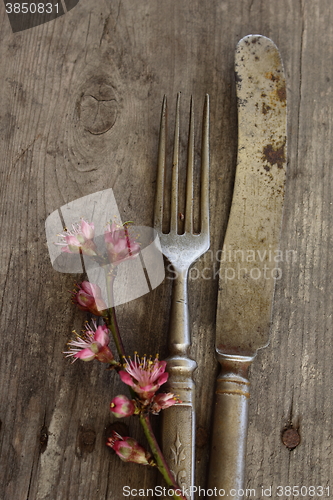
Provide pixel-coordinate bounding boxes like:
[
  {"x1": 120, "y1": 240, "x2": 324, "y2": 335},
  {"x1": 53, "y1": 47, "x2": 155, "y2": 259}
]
[
  {"x1": 154, "y1": 94, "x2": 210, "y2": 499},
  {"x1": 216, "y1": 34, "x2": 287, "y2": 355},
  {"x1": 208, "y1": 352, "x2": 255, "y2": 497},
  {"x1": 208, "y1": 35, "x2": 287, "y2": 500}
]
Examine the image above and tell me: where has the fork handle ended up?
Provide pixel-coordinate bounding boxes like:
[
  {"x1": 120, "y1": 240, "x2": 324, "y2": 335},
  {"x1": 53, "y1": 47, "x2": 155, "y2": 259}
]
[
  {"x1": 162, "y1": 270, "x2": 196, "y2": 500},
  {"x1": 162, "y1": 357, "x2": 196, "y2": 499},
  {"x1": 208, "y1": 351, "x2": 255, "y2": 499},
  {"x1": 167, "y1": 268, "x2": 191, "y2": 351}
]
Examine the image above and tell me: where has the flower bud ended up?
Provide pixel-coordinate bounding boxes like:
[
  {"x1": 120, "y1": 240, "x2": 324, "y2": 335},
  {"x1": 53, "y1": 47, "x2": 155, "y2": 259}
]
[
  {"x1": 110, "y1": 395, "x2": 135, "y2": 418},
  {"x1": 71, "y1": 281, "x2": 107, "y2": 316},
  {"x1": 106, "y1": 432, "x2": 153, "y2": 466}
]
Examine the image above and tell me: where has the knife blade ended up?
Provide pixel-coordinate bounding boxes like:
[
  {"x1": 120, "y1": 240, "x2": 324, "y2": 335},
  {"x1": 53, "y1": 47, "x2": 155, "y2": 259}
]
[{"x1": 208, "y1": 35, "x2": 287, "y2": 499}]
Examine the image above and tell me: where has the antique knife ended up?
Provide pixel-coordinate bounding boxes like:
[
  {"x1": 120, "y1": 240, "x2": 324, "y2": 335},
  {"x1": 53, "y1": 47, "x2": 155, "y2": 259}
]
[{"x1": 208, "y1": 35, "x2": 287, "y2": 498}]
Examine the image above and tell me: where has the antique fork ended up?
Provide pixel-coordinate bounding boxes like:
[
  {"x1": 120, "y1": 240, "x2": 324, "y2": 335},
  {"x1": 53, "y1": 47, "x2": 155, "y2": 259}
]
[{"x1": 154, "y1": 93, "x2": 210, "y2": 498}]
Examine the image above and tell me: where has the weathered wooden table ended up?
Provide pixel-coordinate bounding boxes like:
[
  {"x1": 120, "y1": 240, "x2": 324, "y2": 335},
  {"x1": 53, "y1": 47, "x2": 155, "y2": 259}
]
[{"x1": 0, "y1": 1, "x2": 332, "y2": 499}]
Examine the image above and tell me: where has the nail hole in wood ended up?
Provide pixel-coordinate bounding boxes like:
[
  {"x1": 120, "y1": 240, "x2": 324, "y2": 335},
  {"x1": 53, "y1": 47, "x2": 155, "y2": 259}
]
[{"x1": 282, "y1": 427, "x2": 300, "y2": 450}]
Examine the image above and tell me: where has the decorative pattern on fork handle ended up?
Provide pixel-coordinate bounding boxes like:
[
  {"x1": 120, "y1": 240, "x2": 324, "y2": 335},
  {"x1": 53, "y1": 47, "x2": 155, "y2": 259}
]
[{"x1": 154, "y1": 93, "x2": 210, "y2": 499}]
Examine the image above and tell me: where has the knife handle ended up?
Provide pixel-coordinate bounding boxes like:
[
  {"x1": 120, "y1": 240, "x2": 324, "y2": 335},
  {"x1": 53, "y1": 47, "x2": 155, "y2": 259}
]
[
  {"x1": 208, "y1": 351, "x2": 255, "y2": 500},
  {"x1": 161, "y1": 270, "x2": 196, "y2": 500}
]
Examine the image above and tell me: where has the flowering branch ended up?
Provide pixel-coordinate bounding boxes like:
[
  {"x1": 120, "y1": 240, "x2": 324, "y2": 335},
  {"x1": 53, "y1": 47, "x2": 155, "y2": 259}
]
[
  {"x1": 58, "y1": 218, "x2": 184, "y2": 499},
  {"x1": 107, "y1": 353, "x2": 183, "y2": 500}
]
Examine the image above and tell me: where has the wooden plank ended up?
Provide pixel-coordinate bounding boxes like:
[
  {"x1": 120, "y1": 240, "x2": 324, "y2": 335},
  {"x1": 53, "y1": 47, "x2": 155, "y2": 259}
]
[
  {"x1": 247, "y1": 1, "x2": 333, "y2": 497},
  {"x1": 0, "y1": 0, "x2": 332, "y2": 498}
]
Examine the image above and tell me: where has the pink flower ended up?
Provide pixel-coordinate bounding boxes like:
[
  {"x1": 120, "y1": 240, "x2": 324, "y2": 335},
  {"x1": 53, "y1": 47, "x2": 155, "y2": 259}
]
[
  {"x1": 104, "y1": 222, "x2": 140, "y2": 265},
  {"x1": 71, "y1": 281, "x2": 107, "y2": 316},
  {"x1": 151, "y1": 393, "x2": 180, "y2": 414},
  {"x1": 64, "y1": 320, "x2": 114, "y2": 363},
  {"x1": 119, "y1": 354, "x2": 169, "y2": 400},
  {"x1": 56, "y1": 219, "x2": 97, "y2": 256},
  {"x1": 110, "y1": 395, "x2": 135, "y2": 418},
  {"x1": 106, "y1": 432, "x2": 153, "y2": 465}
]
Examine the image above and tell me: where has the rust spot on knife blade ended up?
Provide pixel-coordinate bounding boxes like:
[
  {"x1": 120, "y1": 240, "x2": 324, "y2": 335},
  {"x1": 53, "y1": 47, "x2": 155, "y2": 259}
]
[
  {"x1": 266, "y1": 71, "x2": 279, "y2": 82},
  {"x1": 262, "y1": 141, "x2": 286, "y2": 169},
  {"x1": 262, "y1": 102, "x2": 272, "y2": 115},
  {"x1": 277, "y1": 84, "x2": 286, "y2": 102}
]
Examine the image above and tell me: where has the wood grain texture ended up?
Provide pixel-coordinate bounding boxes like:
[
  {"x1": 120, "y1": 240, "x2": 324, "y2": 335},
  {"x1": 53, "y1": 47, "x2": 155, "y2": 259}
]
[{"x1": 0, "y1": 0, "x2": 331, "y2": 499}]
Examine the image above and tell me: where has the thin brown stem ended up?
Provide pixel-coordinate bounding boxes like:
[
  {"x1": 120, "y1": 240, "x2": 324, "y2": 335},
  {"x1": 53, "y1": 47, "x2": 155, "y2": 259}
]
[
  {"x1": 105, "y1": 270, "x2": 126, "y2": 359},
  {"x1": 139, "y1": 413, "x2": 187, "y2": 500}
]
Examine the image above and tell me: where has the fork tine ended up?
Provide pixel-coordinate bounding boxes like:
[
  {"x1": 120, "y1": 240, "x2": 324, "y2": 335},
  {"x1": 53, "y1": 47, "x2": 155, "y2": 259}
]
[
  {"x1": 170, "y1": 92, "x2": 181, "y2": 233},
  {"x1": 154, "y1": 95, "x2": 167, "y2": 229},
  {"x1": 200, "y1": 94, "x2": 210, "y2": 235},
  {"x1": 184, "y1": 96, "x2": 194, "y2": 234}
]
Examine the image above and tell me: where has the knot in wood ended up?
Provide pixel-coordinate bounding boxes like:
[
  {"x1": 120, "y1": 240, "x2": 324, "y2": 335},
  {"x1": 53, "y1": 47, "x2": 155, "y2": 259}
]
[
  {"x1": 78, "y1": 427, "x2": 96, "y2": 453},
  {"x1": 77, "y1": 77, "x2": 118, "y2": 135}
]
